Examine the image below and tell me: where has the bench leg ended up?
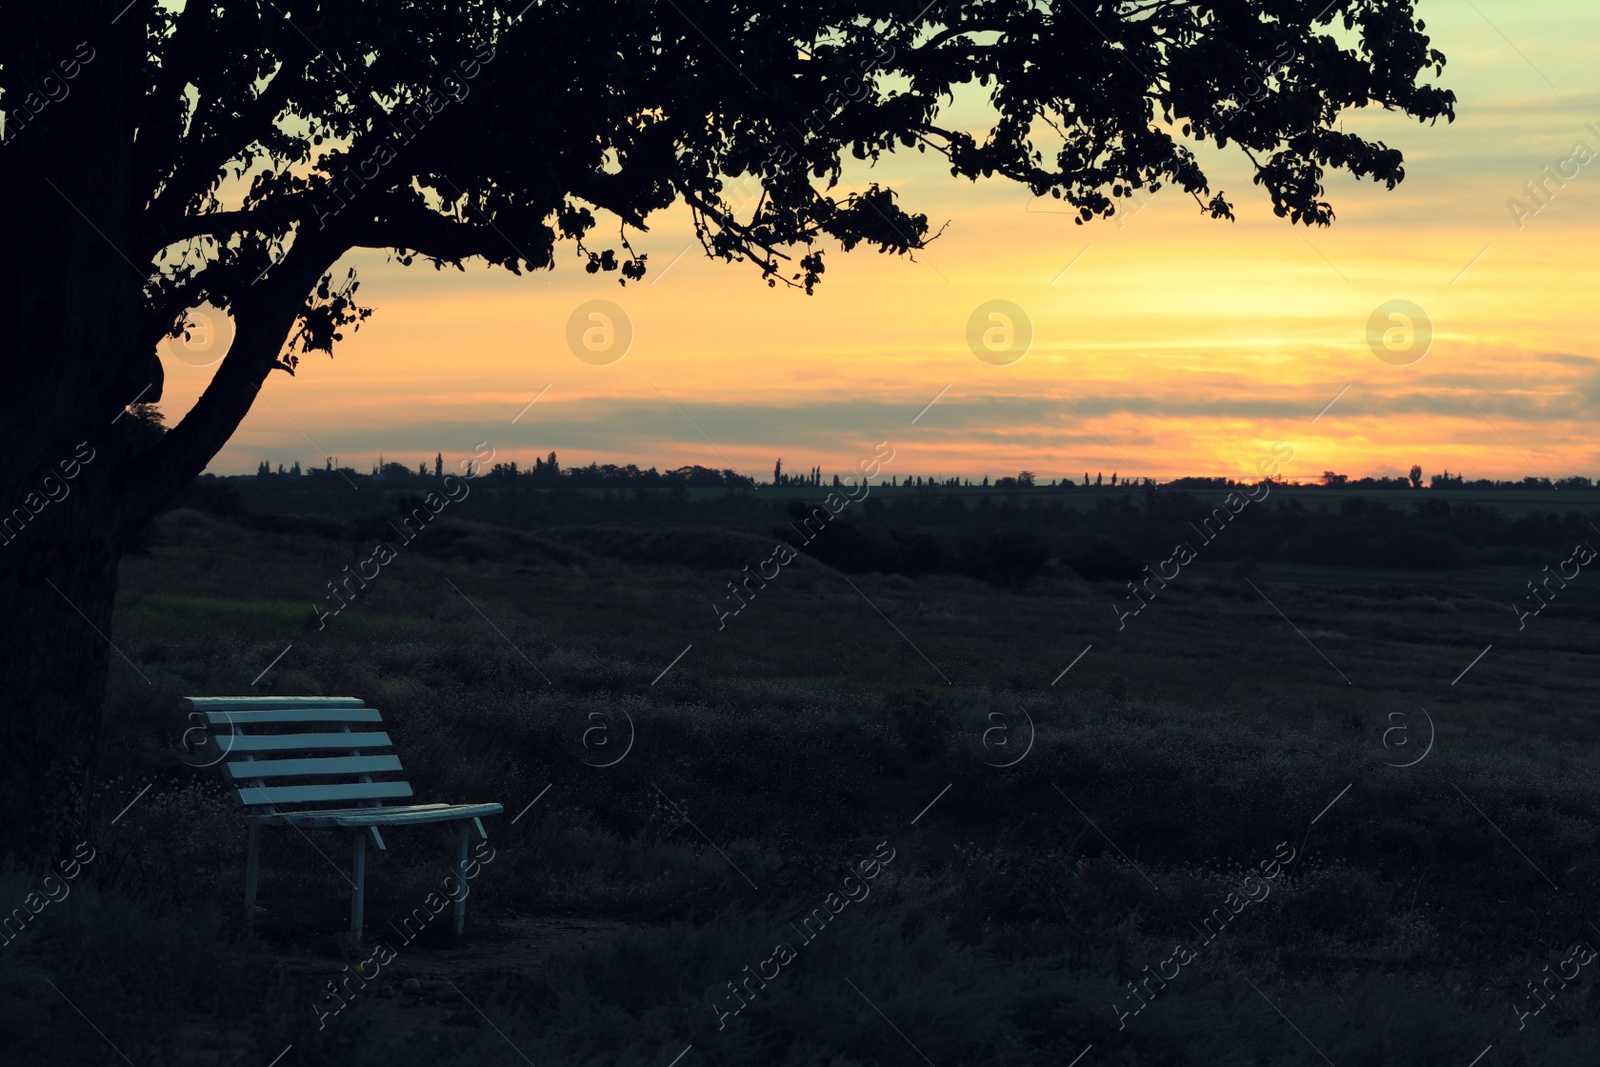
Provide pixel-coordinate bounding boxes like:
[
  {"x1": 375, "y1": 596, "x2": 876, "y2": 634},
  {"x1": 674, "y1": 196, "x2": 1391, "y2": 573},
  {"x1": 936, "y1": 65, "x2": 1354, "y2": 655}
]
[
  {"x1": 351, "y1": 832, "x2": 366, "y2": 940},
  {"x1": 454, "y1": 822, "x2": 469, "y2": 936},
  {"x1": 244, "y1": 823, "x2": 260, "y2": 935}
]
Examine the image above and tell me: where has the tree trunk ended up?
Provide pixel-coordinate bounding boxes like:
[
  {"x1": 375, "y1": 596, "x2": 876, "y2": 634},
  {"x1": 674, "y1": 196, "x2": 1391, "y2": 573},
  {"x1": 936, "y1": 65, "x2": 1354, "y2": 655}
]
[
  {"x1": 0, "y1": 13, "x2": 346, "y2": 864},
  {"x1": 0, "y1": 26, "x2": 142, "y2": 864},
  {"x1": 0, "y1": 506, "x2": 122, "y2": 863},
  {"x1": 0, "y1": 269, "x2": 336, "y2": 863}
]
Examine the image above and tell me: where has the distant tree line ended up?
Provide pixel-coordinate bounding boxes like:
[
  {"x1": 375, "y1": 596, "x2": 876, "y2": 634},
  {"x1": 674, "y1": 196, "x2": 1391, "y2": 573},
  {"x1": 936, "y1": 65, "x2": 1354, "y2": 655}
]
[
  {"x1": 176, "y1": 462, "x2": 1600, "y2": 588},
  {"x1": 777, "y1": 489, "x2": 1600, "y2": 584},
  {"x1": 1316, "y1": 467, "x2": 1594, "y2": 490},
  {"x1": 250, "y1": 451, "x2": 755, "y2": 489},
  {"x1": 247, "y1": 453, "x2": 1600, "y2": 493}
]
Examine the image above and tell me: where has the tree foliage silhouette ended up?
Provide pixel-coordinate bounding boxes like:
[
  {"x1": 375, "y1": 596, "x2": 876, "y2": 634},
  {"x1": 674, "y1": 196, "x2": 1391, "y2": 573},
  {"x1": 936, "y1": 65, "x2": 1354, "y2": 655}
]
[{"x1": 0, "y1": 0, "x2": 1453, "y2": 857}]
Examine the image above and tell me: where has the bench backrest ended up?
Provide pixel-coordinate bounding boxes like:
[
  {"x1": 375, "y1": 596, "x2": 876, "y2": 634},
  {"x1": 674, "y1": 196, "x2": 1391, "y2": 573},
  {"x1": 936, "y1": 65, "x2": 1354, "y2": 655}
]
[{"x1": 185, "y1": 696, "x2": 413, "y2": 812}]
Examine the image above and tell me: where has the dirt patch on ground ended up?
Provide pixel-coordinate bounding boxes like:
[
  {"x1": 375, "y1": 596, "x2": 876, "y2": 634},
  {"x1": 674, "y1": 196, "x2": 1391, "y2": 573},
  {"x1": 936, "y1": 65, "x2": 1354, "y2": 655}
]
[
  {"x1": 285, "y1": 912, "x2": 635, "y2": 999},
  {"x1": 170, "y1": 915, "x2": 637, "y2": 1066}
]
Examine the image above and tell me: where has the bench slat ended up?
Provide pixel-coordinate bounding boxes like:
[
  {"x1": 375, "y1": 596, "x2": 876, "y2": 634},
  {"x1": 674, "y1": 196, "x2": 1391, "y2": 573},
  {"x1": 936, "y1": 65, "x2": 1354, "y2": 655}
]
[
  {"x1": 220, "y1": 755, "x2": 403, "y2": 780},
  {"x1": 212, "y1": 732, "x2": 393, "y2": 754},
  {"x1": 203, "y1": 708, "x2": 384, "y2": 726},
  {"x1": 236, "y1": 781, "x2": 414, "y2": 807},
  {"x1": 184, "y1": 696, "x2": 369, "y2": 711}
]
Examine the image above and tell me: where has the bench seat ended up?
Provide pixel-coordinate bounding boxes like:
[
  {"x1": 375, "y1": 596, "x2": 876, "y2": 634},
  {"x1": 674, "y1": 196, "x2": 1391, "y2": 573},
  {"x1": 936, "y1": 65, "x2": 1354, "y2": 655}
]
[{"x1": 250, "y1": 802, "x2": 504, "y2": 829}]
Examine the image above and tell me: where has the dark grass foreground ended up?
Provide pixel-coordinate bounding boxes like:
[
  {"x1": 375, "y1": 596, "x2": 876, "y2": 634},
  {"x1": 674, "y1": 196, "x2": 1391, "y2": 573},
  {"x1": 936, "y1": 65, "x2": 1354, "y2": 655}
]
[{"x1": 2, "y1": 509, "x2": 1597, "y2": 1064}]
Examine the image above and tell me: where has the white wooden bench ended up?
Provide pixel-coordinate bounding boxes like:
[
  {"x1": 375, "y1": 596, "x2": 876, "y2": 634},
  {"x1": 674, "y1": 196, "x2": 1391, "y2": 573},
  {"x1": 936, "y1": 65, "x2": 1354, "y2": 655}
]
[{"x1": 186, "y1": 696, "x2": 502, "y2": 939}]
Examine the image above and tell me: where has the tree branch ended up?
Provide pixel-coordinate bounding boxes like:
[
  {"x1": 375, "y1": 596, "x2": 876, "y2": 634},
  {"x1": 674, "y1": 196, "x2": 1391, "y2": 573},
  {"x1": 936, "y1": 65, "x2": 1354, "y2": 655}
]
[
  {"x1": 115, "y1": 229, "x2": 345, "y2": 535},
  {"x1": 142, "y1": 58, "x2": 310, "y2": 238}
]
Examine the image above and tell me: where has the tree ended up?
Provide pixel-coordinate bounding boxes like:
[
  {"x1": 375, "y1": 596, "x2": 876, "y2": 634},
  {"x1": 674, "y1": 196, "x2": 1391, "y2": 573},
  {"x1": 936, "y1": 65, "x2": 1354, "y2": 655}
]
[
  {"x1": 1409, "y1": 464, "x2": 1423, "y2": 489},
  {"x1": 1322, "y1": 471, "x2": 1349, "y2": 487},
  {"x1": 0, "y1": 1, "x2": 1454, "y2": 859}
]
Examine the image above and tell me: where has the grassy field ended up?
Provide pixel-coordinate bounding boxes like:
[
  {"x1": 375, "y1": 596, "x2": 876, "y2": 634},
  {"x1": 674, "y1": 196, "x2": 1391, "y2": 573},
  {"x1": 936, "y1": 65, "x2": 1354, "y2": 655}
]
[{"x1": 4, "y1": 506, "x2": 1600, "y2": 1065}]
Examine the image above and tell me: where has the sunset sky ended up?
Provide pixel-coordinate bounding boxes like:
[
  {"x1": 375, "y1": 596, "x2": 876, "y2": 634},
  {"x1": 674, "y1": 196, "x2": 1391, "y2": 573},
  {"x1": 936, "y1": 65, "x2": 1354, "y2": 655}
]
[{"x1": 163, "y1": 1, "x2": 1600, "y2": 484}]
